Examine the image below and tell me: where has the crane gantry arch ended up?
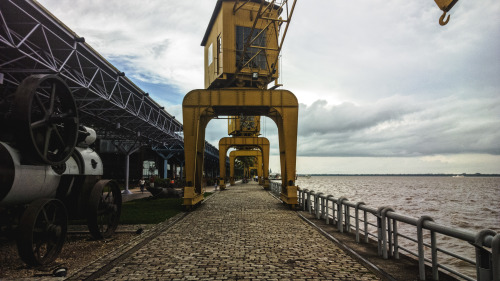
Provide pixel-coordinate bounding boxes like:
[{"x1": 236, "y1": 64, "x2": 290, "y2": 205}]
[
  {"x1": 220, "y1": 137, "x2": 269, "y2": 189},
  {"x1": 182, "y1": 89, "x2": 298, "y2": 207},
  {"x1": 229, "y1": 149, "x2": 265, "y2": 186}
]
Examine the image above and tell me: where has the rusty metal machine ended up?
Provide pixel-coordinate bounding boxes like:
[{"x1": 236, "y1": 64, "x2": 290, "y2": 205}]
[{"x1": 0, "y1": 74, "x2": 121, "y2": 266}]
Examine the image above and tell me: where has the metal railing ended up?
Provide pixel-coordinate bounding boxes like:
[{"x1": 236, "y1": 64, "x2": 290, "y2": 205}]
[{"x1": 269, "y1": 182, "x2": 500, "y2": 281}]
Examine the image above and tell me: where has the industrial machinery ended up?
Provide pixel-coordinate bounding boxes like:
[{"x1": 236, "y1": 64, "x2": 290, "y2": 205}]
[{"x1": 0, "y1": 74, "x2": 121, "y2": 266}]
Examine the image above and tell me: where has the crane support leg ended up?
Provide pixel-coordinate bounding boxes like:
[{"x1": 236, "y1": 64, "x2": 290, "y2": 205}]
[
  {"x1": 182, "y1": 114, "x2": 209, "y2": 207},
  {"x1": 269, "y1": 105, "x2": 299, "y2": 205},
  {"x1": 182, "y1": 89, "x2": 298, "y2": 207}
]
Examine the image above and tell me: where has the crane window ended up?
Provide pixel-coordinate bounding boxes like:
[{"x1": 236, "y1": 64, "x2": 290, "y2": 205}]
[
  {"x1": 208, "y1": 43, "x2": 213, "y2": 66},
  {"x1": 217, "y1": 34, "x2": 222, "y2": 74},
  {"x1": 235, "y1": 26, "x2": 267, "y2": 70}
]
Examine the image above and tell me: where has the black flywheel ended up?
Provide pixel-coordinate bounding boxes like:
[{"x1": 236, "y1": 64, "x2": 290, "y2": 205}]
[
  {"x1": 87, "y1": 180, "x2": 122, "y2": 239},
  {"x1": 12, "y1": 74, "x2": 78, "y2": 165},
  {"x1": 17, "y1": 198, "x2": 68, "y2": 266}
]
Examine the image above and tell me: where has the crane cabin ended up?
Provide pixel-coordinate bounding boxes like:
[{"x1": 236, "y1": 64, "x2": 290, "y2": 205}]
[
  {"x1": 228, "y1": 115, "x2": 261, "y2": 136},
  {"x1": 201, "y1": 0, "x2": 282, "y2": 89}
]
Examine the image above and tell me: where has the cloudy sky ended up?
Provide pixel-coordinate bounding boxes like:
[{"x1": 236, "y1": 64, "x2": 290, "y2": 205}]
[{"x1": 38, "y1": 0, "x2": 500, "y2": 174}]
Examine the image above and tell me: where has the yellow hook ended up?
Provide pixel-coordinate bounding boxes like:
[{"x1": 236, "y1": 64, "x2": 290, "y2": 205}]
[{"x1": 439, "y1": 11, "x2": 450, "y2": 26}]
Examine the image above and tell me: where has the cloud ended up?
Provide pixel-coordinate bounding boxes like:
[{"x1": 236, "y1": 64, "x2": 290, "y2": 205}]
[
  {"x1": 39, "y1": 0, "x2": 500, "y2": 106},
  {"x1": 283, "y1": 0, "x2": 500, "y2": 105},
  {"x1": 295, "y1": 96, "x2": 500, "y2": 157},
  {"x1": 205, "y1": 119, "x2": 231, "y2": 147},
  {"x1": 205, "y1": 94, "x2": 500, "y2": 159},
  {"x1": 298, "y1": 96, "x2": 421, "y2": 135},
  {"x1": 36, "y1": 0, "x2": 500, "y2": 172},
  {"x1": 39, "y1": 0, "x2": 213, "y2": 93}
]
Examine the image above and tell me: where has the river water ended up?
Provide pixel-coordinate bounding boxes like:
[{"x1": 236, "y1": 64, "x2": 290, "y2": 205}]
[{"x1": 294, "y1": 176, "x2": 500, "y2": 280}]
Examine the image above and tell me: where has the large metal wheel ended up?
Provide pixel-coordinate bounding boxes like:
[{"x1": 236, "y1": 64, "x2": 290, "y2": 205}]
[
  {"x1": 16, "y1": 199, "x2": 68, "y2": 266},
  {"x1": 87, "y1": 180, "x2": 122, "y2": 239},
  {"x1": 13, "y1": 74, "x2": 78, "y2": 165}
]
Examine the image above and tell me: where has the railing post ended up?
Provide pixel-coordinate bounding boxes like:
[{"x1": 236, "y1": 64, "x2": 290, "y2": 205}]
[
  {"x1": 393, "y1": 218, "x2": 399, "y2": 259},
  {"x1": 473, "y1": 229, "x2": 496, "y2": 281},
  {"x1": 378, "y1": 207, "x2": 393, "y2": 259},
  {"x1": 376, "y1": 206, "x2": 385, "y2": 256},
  {"x1": 332, "y1": 198, "x2": 337, "y2": 225},
  {"x1": 326, "y1": 195, "x2": 334, "y2": 225},
  {"x1": 302, "y1": 189, "x2": 307, "y2": 210},
  {"x1": 295, "y1": 187, "x2": 299, "y2": 204},
  {"x1": 364, "y1": 209, "x2": 369, "y2": 243},
  {"x1": 417, "y1": 216, "x2": 434, "y2": 281},
  {"x1": 302, "y1": 189, "x2": 309, "y2": 211},
  {"x1": 337, "y1": 197, "x2": 348, "y2": 232},
  {"x1": 493, "y1": 233, "x2": 500, "y2": 281},
  {"x1": 355, "y1": 202, "x2": 365, "y2": 243},
  {"x1": 388, "y1": 217, "x2": 393, "y2": 257},
  {"x1": 302, "y1": 189, "x2": 306, "y2": 208},
  {"x1": 345, "y1": 205, "x2": 351, "y2": 233},
  {"x1": 315, "y1": 192, "x2": 323, "y2": 219},
  {"x1": 381, "y1": 207, "x2": 394, "y2": 259},
  {"x1": 300, "y1": 189, "x2": 307, "y2": 206},
  {"x1": 308, "y1": 191, "x2": 315, "y2": 214},
  {"x1": 320, "y1": 195, "x2": 326, "y2": 219},
  {"x1": 431, "y1": 230, "x2": 438, "y2": 281}
]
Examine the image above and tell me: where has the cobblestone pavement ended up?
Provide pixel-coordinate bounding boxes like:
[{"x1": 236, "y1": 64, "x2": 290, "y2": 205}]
[{"x1": 81, "y1": 183, "x2": 381, "y2": 280}]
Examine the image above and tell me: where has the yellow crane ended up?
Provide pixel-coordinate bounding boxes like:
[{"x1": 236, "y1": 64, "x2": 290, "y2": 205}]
[{"x1": 182, "y1": 0, "x2": 462, "y2": 208}]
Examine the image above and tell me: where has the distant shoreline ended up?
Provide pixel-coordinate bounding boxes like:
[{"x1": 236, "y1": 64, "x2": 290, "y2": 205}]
[{"x1": 297, "y1": 174, "x2": 500, "y2": 177}]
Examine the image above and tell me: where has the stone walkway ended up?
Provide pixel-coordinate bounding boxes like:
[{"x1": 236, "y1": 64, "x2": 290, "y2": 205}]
[{"x1": 75, "y1": 183, "x2": 381, "y2": 280}]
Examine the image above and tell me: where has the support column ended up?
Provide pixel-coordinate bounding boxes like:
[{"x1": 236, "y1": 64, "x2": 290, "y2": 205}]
[
  {"x1": 164, "y1": 159, "x2": 168, "y2": 179},
  {"x1": 257, "y1": 156, "x2": 263, "y2": 185},
  {"x1": 112, "y1": 140, "x2": 142, "y2": 195},
  {"x1": 230, "y1": 154, "x2": 236, "y2": 185},
  {"x1": 124, "y1": 154, "x2": 131, "y2": 194},
  {"x1": 182, "y1": 106, "x2": 210, "y2": 206},
  {"x1": 218, "y1": 144, "x2": 228, "y2": 190},
  {"x1": 270, "y1": 106, "x2": 298, "y2": 205}
]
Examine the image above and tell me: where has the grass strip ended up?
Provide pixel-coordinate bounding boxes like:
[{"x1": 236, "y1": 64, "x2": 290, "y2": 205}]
[
  {"x1": 120, "y1": 197, "x2": 183, "y2": 224},
  {"x1": 119, "y1": 192, "x2": 214, "y2": 224}
]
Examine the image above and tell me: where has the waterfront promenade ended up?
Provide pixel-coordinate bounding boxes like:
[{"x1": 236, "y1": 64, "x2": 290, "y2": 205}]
[{"x1": 71, "y1": 182, "x2": 381, "y2": 280}]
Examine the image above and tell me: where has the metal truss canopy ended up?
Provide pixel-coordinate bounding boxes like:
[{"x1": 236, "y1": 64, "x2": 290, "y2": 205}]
[{"x1": 0, "y1": 0, "x2": 183, "y2": 145}]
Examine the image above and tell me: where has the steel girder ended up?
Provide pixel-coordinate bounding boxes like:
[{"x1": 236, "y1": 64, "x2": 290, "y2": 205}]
[
  {"x1": 0, "y1": 0, "x2": 182, "y2": 144},
  {"x1": 152, "y1": 139, "x2": 220, "y2": 162}
]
